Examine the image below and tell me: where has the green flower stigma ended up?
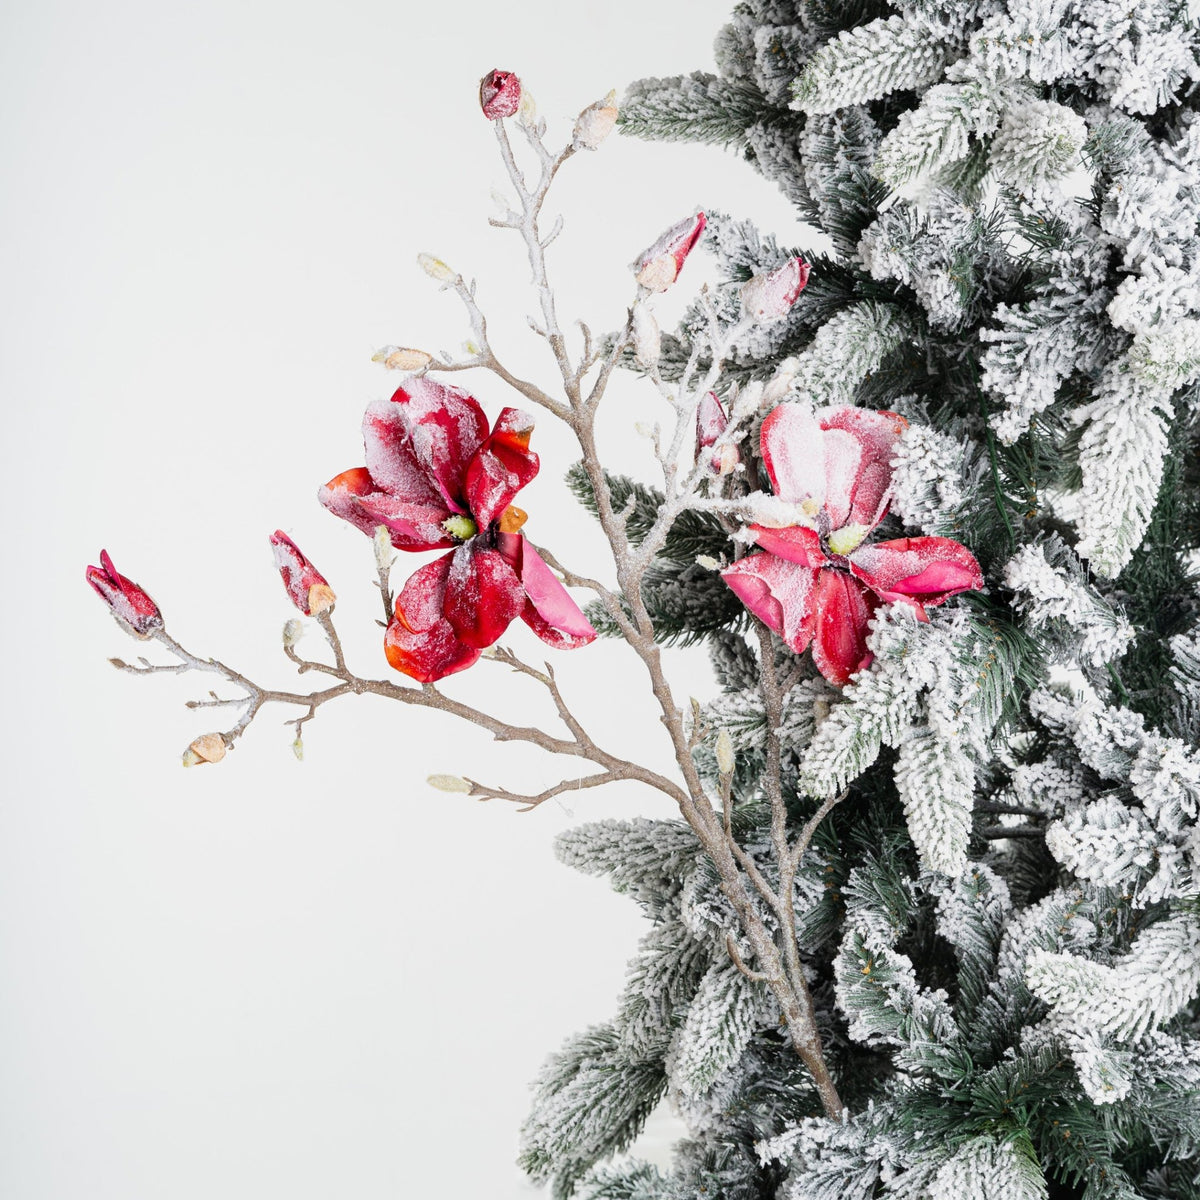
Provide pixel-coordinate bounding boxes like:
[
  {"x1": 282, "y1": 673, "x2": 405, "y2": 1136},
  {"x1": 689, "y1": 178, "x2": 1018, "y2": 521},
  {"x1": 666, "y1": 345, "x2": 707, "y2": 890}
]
[{"x1": 442, "y1": 514, "x2": 479, "y2": 541}]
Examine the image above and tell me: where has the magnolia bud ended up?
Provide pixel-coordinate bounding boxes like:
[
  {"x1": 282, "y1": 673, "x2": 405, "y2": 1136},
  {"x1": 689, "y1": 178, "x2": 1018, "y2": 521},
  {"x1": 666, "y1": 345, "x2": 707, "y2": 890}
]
[
  {"x1": 762, "y1": 358, "x2": 799, "y2": 406},
  {"x1": 86, "y1": 550, "x2": 163, "y2": 639},
  {"x1": 812, "y1": 698, "x2": 831, "y2": 728},
  {"x1": 696, "y1": 392, "x2": 739, "y2": 476},
  {"x1": 417, "y1": 252, "x2": 457, "y2": 283},
  {"x1": 183, "y1": 732, "x2": 226, "y2": 767},
  {"x1": 270, "y1": 531, "x2": 336, "y2": 617},
  {"x1": 479, "y1": 69, "x2": 521, "y2": 120},
  {"x1": 695, "y1": 554, "x2": 720, "y2": 571},
  {"x1": 631, "y1": 304, "x2": 661, "y2": 369},
  {"x1": 632, "y1": 212, "x2": 706, "y2": 293},
  {"x1": 427, "y1": 774, "x2": 472, "y2": 794},
  {"x1": 740, "y1": 257, "x2": 810, "y2": 323},
  {"x1": 373, "y1": 525, "x2": 394, "y2": 573},
  {"x1": 518, "y1": 88, "x2": 538, "y2": 127},
  {"x1": 715, "y1": 728, "x2": 736, "y2": 777},
  {"x1": 282, "y1": 618, "x2": 303, "y2": 648},
  {"x1": 371, "y1": 345, "x2": 433, "y2": 371},
  {"x1": 573, "y1": 90, "x2": 618, "y2": 149},
  {"x1": 292, "y1": 736, "x2": 304, "y2": 761}
]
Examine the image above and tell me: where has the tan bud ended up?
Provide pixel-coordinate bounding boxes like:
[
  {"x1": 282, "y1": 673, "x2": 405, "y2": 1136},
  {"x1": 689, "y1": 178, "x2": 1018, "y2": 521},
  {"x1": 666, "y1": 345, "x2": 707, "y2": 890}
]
[
  {"x1": 634, "y1": 255, "x2": 678, "y2": 293},
  {"x1": 812, "y1": 698, "x2": 831, "y2": 728},
  {"x1": 573, "y1": 91, "x2": 618, "y2": 149},
  {"x1": 372, "y1": 346, "x2": 433, "y2": 371},
  {"x1": 183, "y1": 733, "x2": 227, "y2": 767},
  {"x1": 715, "y1": 728, "x2": 736, "y2": 777},
  {"x1": 695, "y1": 554, "x2": 720, "y2": 571},
  {"x1": 518, "y1": 88, "x2": 538, "y2": 126},
  {"x1": 417, "y1": 253, "x2": 457, "y2": 282},
  {"x1": 307, "y1": 582, "x2": 336, "y2": 616},
  {"x1": 292, "y1": 736, "x2": 304, "y2": 761},
  {"x1": 427, "y1": 774, "x2": 472, "y2": 794},
  {"x1": 282, "y1": 618, "x2": 304, "y2": 648}
]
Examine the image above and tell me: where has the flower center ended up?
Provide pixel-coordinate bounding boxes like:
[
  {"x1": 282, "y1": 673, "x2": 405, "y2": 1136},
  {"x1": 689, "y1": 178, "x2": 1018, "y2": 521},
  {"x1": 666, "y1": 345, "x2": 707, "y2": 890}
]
[
  {"x1": 442, "y1": 514, "x2": 479, "y2": 541},
  {"x1": 826, "y1": 523, "x2": 869, "y2": 556}
]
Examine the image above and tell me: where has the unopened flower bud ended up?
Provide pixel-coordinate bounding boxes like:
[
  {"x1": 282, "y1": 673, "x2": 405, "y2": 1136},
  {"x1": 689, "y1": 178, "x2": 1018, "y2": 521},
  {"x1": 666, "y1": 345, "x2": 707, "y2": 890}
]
[
  {"x1": 86, "y1": 550, "x2": 163, "y2": 638},
  {"x1": 417, "y1": 252, "x2": 457, "y2": 283},
  {"x1": 632, "y1": 211, "x2": 706, "y2": 293},
  {"x1": 427, "y1": 773, "x2": 472, "y2": 794},
  {"x1": 695, "y1": 554, "x2": 720, "y2": 571},
  {"x1": 696, "y1": 392, "x2": 739, "y2": 475},
  {"x1": 631, "y1": 304, "x2": 660, "y2": 369},
  {"x1": 573, "y1": 90, "x2": 618, "y2": 149},
  {"x1": 292, "y1": 736, "x2": 304, "y2": 761},
  {"x1": 518, "y1": 88, "x2": 538, "y2": 127},
  {"x1": 282, "y1": 618, "x2": 303, "y2": 648},
  {"x1": 479, "y1": 69, "x2": 521, "y2": 120},
  {"x1": 270, "y1": 531, "x2": 336, "y2": 617},
  {"x1": 812, "y1": 698, "x2": 831, "y2": 728},
  {"x1": 740, "y1": 257, "x2": 810, "y2": 323},
  {"x1": 762, "y1": 358, "x2": 799, "y2": 406},
  {"x1": 371, "y1": 345, "x2": 433, "y2": 371},
  {"x1": 373, "y1": 525, "x2": 393, "y2": 573},
  {"x1": 715, "y1": 728, "x2": 736, "y2": 776},
  {"x1": 183, "y1": 732, "x2": 226, "y2": 767}
]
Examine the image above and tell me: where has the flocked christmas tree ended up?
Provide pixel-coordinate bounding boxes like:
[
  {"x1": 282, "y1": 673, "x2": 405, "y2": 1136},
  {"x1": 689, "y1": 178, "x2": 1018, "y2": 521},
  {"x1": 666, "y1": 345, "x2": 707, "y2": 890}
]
[{"x1": 86, "y1": 5, "x2": 1200, "y2": 1198}]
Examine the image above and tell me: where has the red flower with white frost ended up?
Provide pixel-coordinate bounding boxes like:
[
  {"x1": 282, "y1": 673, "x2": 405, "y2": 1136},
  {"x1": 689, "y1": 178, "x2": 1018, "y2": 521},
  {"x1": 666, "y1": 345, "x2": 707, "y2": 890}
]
[
  {"x1": 86, "y1": 550, "x2": 163, "y2": 637},
  {"x1": 740, "y1": 257, "x2": 810, "y2": 322},
  {"x1": 320, "y1": 378, "x2": 596, "y2": 683},
  {"x1": 721, "y1": 405, "x2": 983, "y2": 686}
]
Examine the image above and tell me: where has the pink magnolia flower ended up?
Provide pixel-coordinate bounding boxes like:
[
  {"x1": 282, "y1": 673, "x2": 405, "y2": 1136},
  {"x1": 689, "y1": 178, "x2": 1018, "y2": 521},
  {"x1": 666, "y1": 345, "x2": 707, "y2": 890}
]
[
  {"x1": 479, "y1": 70, "x2": 521, "y2": 120},
  {"x1": 721, "y1": 405, "x2": 983, "y2": 686},
  {"x1": 633, "y1": 212, "x2": 706, "y2": 292},
  {"x1": 740, "y1": 257, "x2": 810, "y2": 322},
  {"x1": 86, "y1": 549, "x2": 163, "y2": 638},
  {"x1": 320, "y1": 378, "x2": 595, "y2": 683},
  {"x1": 269, "y1": 531, "x2": 335, "y2": 616}
]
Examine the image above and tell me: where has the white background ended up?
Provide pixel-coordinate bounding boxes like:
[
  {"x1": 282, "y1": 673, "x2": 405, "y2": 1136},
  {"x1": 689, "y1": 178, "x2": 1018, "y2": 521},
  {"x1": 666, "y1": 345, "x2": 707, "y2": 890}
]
[{"x1": 1, "y1": 3, "x2": 809, "y2": 1196}]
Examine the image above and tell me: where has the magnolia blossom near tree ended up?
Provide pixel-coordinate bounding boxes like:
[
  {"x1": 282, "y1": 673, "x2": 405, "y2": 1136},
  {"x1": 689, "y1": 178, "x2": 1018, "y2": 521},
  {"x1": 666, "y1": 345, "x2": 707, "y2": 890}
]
[{"x1": 86, "y1": 0, "x2": 1200, "y2": 1192}]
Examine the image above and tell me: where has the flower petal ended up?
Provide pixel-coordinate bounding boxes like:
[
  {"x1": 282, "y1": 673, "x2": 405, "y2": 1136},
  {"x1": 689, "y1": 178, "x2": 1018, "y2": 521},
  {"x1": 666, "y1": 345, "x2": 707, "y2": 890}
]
[
  {"x1": 513, "y1": 538, "x2": 597, "y2": 648},
  {"x1": 319, "y1": 467, "x2": 380, "y2": 537},
  {"x1": 810, "y1": 570, "x2": 876, "y2": 686},
  {"x1": 747, "y1": 524, "x2": 829, "y2": 567},
  {"x1": 817, "y1": 407, "x2": 908, "y2": 531},
  {"x1": 384, "y1": 555, "x2": 481, "y2": 682},
  {"x1": 364, "y1": 378, "x2": 490, "y2": 512},
  {"x1": 85, "y1": 549, "x2": 163, "y2": 637},
  {"x1": 760, "y1": 403, "x2": 826, "y2": 508},
  {"x1": 721, "y1": 552, "x2": 819, "y2": 654},
  {"x1": 848, "y1": 536, "x2": 984, "y2": 607},
  {"x1": 819, "y1": 427, "x2": 863, "y2": 530},
  {"x1": 465, "y1": 407, "x2": 540, "y2": 528},
  {"x1": 351, "y1": 492, "x2": 455, "y2": 552},
  {"x1": 442, "y1": 541, "x2": 526, "y2": 649}
]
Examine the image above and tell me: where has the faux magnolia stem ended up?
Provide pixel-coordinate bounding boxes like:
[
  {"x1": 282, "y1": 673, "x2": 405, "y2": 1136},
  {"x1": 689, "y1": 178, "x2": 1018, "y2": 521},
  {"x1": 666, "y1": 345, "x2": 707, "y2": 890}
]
[{"x1": 483, "y1": 117, "x2": 844, "y2": 1114}]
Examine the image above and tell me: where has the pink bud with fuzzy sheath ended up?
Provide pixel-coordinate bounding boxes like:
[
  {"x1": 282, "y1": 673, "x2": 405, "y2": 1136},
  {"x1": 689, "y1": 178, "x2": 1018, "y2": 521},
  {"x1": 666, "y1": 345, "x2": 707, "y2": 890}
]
[
  {"x1": 740, "y1": 257, "x2": 810, "y2": 322},
  {"x1": 479, "y1": 70, "x2": 521, "y2": 119},
  {"x1": 270, "y1": 531, "x2": 336, "y2": 616},
  {"x1": 633, "y1": 211, "x2": 706, "y2": 292},
  {"x1": 696, "y1": 391, "x2": 739, "y2": 476}
]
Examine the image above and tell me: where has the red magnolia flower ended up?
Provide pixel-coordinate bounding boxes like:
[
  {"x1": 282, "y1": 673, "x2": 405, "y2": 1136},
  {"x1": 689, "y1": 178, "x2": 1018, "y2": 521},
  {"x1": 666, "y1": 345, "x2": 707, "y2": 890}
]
[
  {"x1": 320, "y1": 378, "x2": 596, "y2": 683},
  {"x1": 721, "y1": 405, "x2": 983, "y2": 686},
  {"x1": 479, "y1": 69, "x2": 521, "y2": 119},
  {"x1": 633, "y1": 211, "x2": 707, "y2": 292},
  {"x1": 269, "y1": 531, "x2": 335, "y2": 616},
  {"x1": 86, "y1": 549, "x2": 163, "y2": 638}
]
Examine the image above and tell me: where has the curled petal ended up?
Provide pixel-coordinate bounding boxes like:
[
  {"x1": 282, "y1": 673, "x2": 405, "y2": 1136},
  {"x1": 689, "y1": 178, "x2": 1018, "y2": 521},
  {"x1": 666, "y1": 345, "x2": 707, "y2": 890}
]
[
  {"x1": 817, "y1": 407, "x2": 907, "y2": 531},
  {"x1": 86, "y1": 549, "x2": 163, "y2": 637},
  {"x1": 465, "y1": 407, "x2": 540, "y2": 528},
  {"x1": 351, "y1": 492, "x2": 455, "y2": 552},
  {"x1": 810, "y1": 570, "x2": 876, "y2": 686},
  {"x1": 384, "y1": 555, "x2": 481, "y2": 683},
  {"x1": 364, "y1": 378, "x2": 490, "y2": 513},
  {"x1": 760, "y1": 404, "x2": 826, "y2": 509},
  {"x1": 269, "y1": 531, "x2": 335, "y2": 615},
  {"x1": 721, "y1": 552, "x2": 819, "y2": 654},
  {"x1": 740, "y1": 256, "x2": 810, "y2": 322},
  {"x1": 319, "y1": 467, "x2": 382, "y2": 537},
  {"x1": 513, "y1": 539, "x2": 596, "y2": 648},
  {"x1": 442, "y1": 542, "x2": 525, "y2": 649},
  {"x1": 848, "y1": 536, "x2": 984, "y2": 608},
  {"x1": 746, "y1": 524, "x2": 828, "y2": 567}
]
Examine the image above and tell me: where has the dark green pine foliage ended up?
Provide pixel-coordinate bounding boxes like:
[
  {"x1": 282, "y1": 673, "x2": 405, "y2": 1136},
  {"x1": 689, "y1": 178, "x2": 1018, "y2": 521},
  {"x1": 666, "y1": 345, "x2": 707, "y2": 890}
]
[{"x1": 521, "y1": 0, "x2": 1200, "y2": 1196}]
